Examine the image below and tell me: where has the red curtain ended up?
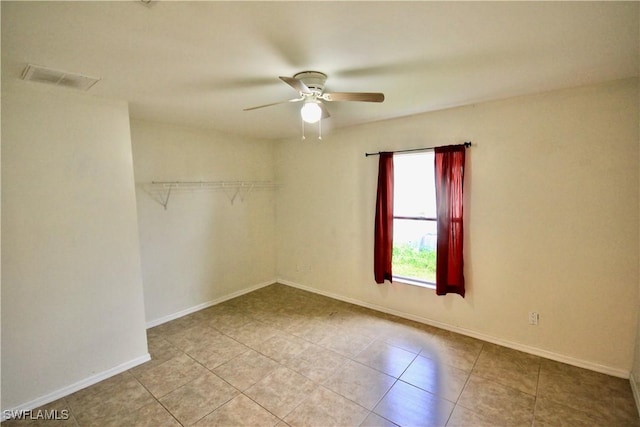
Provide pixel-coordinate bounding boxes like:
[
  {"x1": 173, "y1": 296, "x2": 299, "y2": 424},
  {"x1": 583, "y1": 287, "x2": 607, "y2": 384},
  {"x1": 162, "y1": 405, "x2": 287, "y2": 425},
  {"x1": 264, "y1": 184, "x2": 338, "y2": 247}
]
[
  {"x1": 434, "y1": 145, "x2": 466, "y2": 297},
  {"x1": 374, "y1": 152, "x2": 394, "y2": 284}
]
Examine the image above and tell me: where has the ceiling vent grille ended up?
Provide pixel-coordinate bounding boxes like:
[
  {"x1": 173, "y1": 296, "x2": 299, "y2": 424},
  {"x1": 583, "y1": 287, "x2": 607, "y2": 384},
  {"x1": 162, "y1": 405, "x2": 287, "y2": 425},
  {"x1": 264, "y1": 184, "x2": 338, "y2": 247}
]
[{"x1": 21, "y1": 64, "x2": 100, "y2": 91}]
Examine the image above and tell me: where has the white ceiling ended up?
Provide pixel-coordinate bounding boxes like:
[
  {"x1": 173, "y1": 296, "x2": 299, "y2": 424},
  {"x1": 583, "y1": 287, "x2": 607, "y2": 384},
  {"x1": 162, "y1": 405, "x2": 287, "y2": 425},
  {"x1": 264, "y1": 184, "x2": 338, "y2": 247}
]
[{"x1": 2, "y1": 1, "x2": 638, "y2": 141}]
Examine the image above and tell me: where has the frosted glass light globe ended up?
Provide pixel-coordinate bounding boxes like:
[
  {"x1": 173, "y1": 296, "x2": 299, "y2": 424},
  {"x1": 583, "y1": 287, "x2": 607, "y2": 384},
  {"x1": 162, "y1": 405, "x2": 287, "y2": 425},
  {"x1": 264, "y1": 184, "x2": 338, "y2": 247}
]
[{"x1": 301, "y1": 102, "x2": 322, "y2": 123}]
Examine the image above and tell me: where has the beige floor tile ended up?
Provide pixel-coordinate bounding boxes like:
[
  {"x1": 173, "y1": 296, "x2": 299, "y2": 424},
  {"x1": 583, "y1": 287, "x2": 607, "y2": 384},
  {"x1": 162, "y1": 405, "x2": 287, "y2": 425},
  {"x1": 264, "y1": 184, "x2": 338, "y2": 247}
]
[
  {"x1": 66, "y1": 372, "x2": 156, "y2": 426},
  {"x1": 149, "y1": 314, "x2": 204, "y2": 337},
  {"x1": 163, "y1": 323, "x2": 223, "y2": 353},
  {"x1": 284, "y1": 344, "x2": 348, "y2": 383},
  {"x1": 223, "y1": 320, "x2": 281, "y2": 348},
  {"x1": 1, "y1": 417, "x2": 80, "y2": 427},
  {"x1": 194, "y1": 394, "x2": 280, "y2": 426},
  {"x1": 446, "y1": 405, "x2": 525, "y2": 427},
  {"x1": 288, "y1": 319, "x2": 339, "y2": 343},
  {"x1": 318, "y1": 329, "x2": 376, "y2": 358},
  {"x1": 400, "y1": 354, "x2": 469, "y2": 402},
  {"x1": 614, "y1": 395, "x2": 640, "y2": 425},
  {"x1": 134, "y1": 353, "x2": 210, "y2": 398},
  {"x1": 249, "y1": 307, "x2": 306, "y2": 330},
  {"x1": 323, "y1": 310, "x2": 382, "y2": 339},
  {"x1": 194, "y1": 302, "x2": 244, "y2": 318},
  {"x1": 201, "y1": 310, "x2": 253, "y2": 335},
  {"x1": 187, "y1": 334, "x2": 250, "y2": 370},
  {"x1": 540, "y1": 358, "x2": 631, "y2": 397},
  {"x1": 352, "y1": 316, "x2": 400, "y2": 341},
  {"x1": 147, "y1": 332, "x2": 184, "y2": 359},
  {"x1": 533, "y1": 395, "x2": 610, "y2": 427},
  {"x1": 130, "y1": 334, "x2": 184, "y2": 376},
  {"x1": 83, "y1": 400, "x2": 180, "y2": 427},
  {"x1": 373, "y1": 380, "x2": 455, "y2": 427},
  {"x1": 245, "y1": 367, "x2": 318, "y2": 418},
  {"x1": 537, "y1": 359, "x2": 629, "y2": 421},
  {"x1": 284, "y1": 386, "x2": 369, "y2": 427},
  {"x1": 252, "y1": 333, "x2": 313, "y2": 364},
  {"x1": 212, "y1": 349, "x2": 281, "y2": 391},
  {"x1": 379, "y1": 324, "x2": 433, "y2": 354},
  {"x1": 422, "y1": 331, "x2": 484, "y2": 372},
  {"x1": 457, "y1": 375, "x2": 535, "y2": 425},
  {"x1": 354, "y1": 340, "x2": 417, "y2": 378},
  {"x1": 323, "y1": 361, "x2": 396, "y2": 410},
  {"x1": 279, "y1": 311, "x2": 322, "y2": 333},
  {"x1": 240, "y1": 304, "x2": 280, "y2": 320},
  {"x1": 65, "y1": 371, "x2": 132, "y2": 405},
  {"x1": 472, "y1": 344, "x2": 541, "y2": 396},
  {"x1": 359, "y1": 412, "x2": 398, "y2": 427},
  {"x1": 159, "y1": 372, "x2": 239, "y2": 426}
]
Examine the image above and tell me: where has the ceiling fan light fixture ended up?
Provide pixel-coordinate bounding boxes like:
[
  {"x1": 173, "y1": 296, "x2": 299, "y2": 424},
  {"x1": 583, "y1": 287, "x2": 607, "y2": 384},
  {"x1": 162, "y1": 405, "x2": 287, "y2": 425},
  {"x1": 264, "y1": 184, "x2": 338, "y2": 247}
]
[{"x1": 300, "y1": 101, "x2": 322, "y2": 124}]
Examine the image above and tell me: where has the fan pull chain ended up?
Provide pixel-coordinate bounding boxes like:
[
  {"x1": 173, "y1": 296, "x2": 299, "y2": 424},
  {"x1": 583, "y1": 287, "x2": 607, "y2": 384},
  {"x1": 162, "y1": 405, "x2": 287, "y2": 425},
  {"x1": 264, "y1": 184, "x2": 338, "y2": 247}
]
[{"x1": 300, "y1": 117, "x2": 323, "y2": 141}]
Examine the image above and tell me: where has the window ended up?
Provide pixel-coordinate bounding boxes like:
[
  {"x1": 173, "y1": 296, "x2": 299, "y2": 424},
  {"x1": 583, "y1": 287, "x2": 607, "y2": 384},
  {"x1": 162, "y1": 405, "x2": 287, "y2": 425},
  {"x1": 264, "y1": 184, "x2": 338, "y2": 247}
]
[
  {"x1": 374, "y1": 143, "x2": 467, "y2": 295},
  {"x1": 392, "y1": 152, "x2": 437, "y2": 287}
]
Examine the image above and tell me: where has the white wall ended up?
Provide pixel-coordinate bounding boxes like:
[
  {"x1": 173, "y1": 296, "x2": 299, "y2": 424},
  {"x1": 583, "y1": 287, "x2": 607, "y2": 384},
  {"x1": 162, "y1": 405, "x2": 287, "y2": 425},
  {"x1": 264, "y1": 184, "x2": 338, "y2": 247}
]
[
  {"x1": 1, "y1": 81, "x2": 149, "y2": 410},
  {"x1": 130, "y1": 120, "x2": 276, "y2": 325},
  {"x1": 275, "y1": 78, "x2": 639, "y2": 376}
]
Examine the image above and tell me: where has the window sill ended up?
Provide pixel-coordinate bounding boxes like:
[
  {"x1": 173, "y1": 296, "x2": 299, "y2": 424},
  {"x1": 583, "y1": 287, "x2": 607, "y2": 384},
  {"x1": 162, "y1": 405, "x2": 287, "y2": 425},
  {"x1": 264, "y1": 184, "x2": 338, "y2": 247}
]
[{"x1": 392, "y1": 276, "x2": 436, "y2": 290}]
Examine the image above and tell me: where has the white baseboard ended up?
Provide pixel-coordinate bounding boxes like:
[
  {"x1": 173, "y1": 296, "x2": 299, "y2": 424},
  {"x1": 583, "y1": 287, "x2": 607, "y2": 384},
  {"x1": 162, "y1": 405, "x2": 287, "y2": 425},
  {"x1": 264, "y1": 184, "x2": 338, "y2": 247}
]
[
  {"x1": 1, "y1": 353, "x2": 151, "y2": 422},
  {"x1": 145, "y1": 279, "x2": 276, "y2": 329},
  {"x1": 278, "y1": 278, "x2": 630, "y2": 379}
]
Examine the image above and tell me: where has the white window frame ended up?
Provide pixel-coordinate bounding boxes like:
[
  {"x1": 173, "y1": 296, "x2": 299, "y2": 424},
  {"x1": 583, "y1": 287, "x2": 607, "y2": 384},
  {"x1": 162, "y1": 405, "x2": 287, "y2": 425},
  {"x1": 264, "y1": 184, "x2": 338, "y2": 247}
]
[{"x1": 392, "y1": 152, "x2": 437, "y2": 289}]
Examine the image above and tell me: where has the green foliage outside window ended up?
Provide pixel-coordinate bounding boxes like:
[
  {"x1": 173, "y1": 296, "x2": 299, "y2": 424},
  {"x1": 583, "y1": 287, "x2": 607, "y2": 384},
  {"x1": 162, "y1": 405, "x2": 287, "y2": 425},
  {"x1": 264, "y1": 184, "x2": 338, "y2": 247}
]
[{"x1": 392, "y1": 243, "x2": 436, "y2": 283}]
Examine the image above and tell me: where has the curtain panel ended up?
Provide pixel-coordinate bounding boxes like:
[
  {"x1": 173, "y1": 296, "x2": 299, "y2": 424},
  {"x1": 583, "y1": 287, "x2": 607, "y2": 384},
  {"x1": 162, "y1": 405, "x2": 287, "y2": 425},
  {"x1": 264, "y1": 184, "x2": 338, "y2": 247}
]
[
  {"x1": 374, "y1": 152, "x2": 394, "y2": 284},
  {"x1": 434, "y1": 145, "x2": 466, "y2": 297}
]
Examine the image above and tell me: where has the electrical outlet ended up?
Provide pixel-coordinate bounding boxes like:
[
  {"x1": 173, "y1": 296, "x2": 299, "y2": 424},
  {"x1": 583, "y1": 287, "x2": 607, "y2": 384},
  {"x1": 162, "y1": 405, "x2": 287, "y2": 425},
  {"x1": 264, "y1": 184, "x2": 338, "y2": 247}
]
[{"x1": 528, "y1": 312, "x2": 539, "y2": 325}]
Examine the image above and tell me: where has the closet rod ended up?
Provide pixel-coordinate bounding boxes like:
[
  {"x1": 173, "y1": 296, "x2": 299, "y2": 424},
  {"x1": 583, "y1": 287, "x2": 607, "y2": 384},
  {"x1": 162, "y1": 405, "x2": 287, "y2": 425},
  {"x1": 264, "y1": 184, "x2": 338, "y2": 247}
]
[{"x1": 365, "y1": 141, "x2": 471, "y2": 157}]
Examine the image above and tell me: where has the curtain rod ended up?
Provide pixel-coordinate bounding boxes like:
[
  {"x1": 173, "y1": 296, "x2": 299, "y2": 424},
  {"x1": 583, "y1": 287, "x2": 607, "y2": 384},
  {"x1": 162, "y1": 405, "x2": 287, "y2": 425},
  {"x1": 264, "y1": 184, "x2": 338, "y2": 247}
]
[{"x1": 365, "y1": 141, "x2": 472, "y2": 157}]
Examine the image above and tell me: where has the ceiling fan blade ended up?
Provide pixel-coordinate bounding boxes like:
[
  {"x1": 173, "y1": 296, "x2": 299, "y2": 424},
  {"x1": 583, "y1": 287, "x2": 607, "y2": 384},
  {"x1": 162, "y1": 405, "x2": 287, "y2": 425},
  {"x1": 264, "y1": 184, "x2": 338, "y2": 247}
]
[
  {"x1": 279, "y1": 76, "x2": 312, "y2": 94},
  {"x1": 319, "y1": 102, "x2": 331, "y2": 119},
  {"x1": 321, "y1": 92, "x2": 385, "y2": 103},
  {"x1": 243, "y1": 97, "x2": 303, "y2": 111}
]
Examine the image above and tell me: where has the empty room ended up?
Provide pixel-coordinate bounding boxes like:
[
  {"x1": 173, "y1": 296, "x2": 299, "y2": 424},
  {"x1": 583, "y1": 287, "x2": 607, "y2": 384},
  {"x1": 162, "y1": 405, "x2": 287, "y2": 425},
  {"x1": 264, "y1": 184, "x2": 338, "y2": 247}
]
[{"x1": 2, "y1": 1, "x2": 640, "y2": 426}]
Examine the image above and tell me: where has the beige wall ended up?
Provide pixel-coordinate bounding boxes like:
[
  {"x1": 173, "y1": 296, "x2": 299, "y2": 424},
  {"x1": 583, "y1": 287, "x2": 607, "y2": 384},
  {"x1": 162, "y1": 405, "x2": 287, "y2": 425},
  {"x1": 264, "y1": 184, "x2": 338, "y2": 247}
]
[
  {"x1": 275, "y1": 78, "x2": 639, "y2": 375},
  {"x1": 1, "y1": 82, "x2": 149, "y2": 409},
  {"x1": 130, "y1": 120, "x2": 276, "y2": 325}
]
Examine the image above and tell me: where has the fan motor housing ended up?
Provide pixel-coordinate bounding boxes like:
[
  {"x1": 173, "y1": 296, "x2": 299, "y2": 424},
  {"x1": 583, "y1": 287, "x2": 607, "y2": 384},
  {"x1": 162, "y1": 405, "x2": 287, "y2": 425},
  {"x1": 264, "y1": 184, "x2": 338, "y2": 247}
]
[{"x1": 294, "y1": 71, "x2": 327, "y2": 93}]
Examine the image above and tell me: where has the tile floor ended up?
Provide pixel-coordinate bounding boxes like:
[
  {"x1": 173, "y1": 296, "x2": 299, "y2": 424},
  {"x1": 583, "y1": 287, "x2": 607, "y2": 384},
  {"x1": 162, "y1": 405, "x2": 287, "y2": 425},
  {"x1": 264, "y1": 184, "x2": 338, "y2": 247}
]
[{"x1": 4, "y1": 283, "x2": 640, "y2": 426}]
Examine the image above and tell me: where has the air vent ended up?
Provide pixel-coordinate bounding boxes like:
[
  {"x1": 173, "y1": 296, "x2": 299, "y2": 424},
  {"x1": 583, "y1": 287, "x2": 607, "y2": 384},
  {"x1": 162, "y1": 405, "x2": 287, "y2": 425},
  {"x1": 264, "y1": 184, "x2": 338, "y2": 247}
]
[{"x1": 21, "y1": 64, "x2": 100, "y2": 91}]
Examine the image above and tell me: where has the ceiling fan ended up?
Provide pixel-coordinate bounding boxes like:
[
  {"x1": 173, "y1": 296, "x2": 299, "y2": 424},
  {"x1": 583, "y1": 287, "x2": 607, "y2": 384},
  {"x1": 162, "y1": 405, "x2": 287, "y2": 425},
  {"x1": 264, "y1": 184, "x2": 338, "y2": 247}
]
[{"x1": 243, "y1": 71, "x2": 385, "y2": 125}]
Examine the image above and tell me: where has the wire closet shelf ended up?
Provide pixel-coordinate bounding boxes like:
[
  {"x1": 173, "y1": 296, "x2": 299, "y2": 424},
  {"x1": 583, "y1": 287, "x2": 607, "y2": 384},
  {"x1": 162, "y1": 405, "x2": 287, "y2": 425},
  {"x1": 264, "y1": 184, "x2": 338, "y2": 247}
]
[{"x1": 144, "y1": 180, "x2": 278, "y2": 209}]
